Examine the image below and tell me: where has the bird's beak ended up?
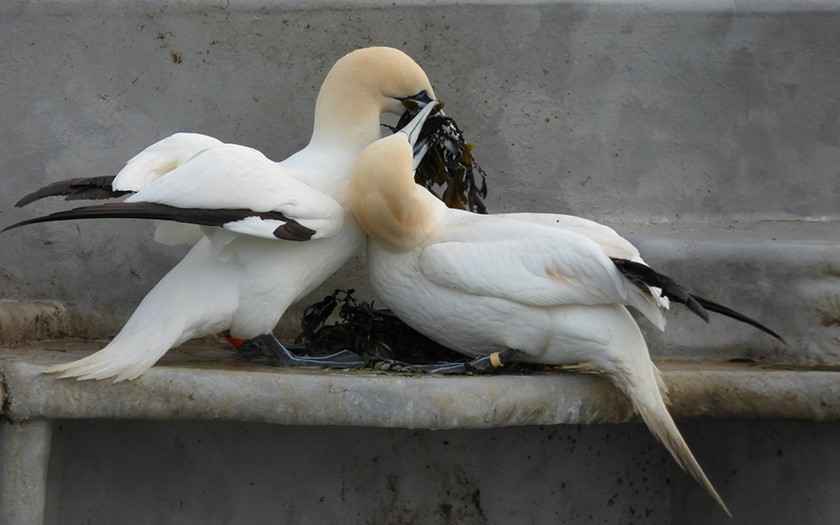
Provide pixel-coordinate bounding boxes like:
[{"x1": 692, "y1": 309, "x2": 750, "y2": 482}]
[{"x1": 398, "y1": 101, "x2": 439, "y2": 170}]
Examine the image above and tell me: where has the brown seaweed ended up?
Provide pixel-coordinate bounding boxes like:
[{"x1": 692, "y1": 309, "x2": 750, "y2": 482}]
[
  {"x1": 385, "y1": 103, "x2": 488, "y2": 214},
  {"x1": 294, "y1": 289, "x2": 467, "y2": 364},
  {"x1": 268, "y1": 109, "x2": 494, "y2": 369}
]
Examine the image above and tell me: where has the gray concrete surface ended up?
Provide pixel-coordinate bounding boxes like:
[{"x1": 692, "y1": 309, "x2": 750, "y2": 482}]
[
  {"x1": 3, "y1": 342, "x2": 840, "y2": 426},
  {"x1": 1, "y1": 343, "x2": 840, "y2": 524},
  {"x1": 2, "y1": 1, "x2": 840, "y2": 524},
  {"x1": 0, "y1": 421, "x2": 52, "y2": 525},
  {"x1": 2, "y1": 0, "x2": 839, "y2": 362},
  {"x1": 41, "y1": 418, "x2": 840, "y2": 525},
  {"x1": 0, "y1": 342, "x2": 838, "y2": 524}
]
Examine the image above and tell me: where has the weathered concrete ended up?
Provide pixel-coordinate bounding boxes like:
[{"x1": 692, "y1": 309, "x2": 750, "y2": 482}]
[
  {"x1": 0, "y1": 301, "x2": 70, "y2": 347},
  {"x1": 2, "y1": 1, "x2": 840, "y2": 524},
  {"x1": 34, "y1": 418, "x2": 840, "y2": 525},
  {"x1": 0, "y1": 420, "x2": 52, "y2": 525},
  {"x1": 0, "y1": 343, "x2": 837, "y2": 524},
  {"x1": 3, "y1": 342, "x2": 840, "y2": 426},
  {"x1": 1, "y1": 0, "x2": 838, "y2": 363}
]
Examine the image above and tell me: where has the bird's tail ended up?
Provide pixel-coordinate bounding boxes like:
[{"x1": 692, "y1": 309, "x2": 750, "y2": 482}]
[
  {"x1": 44, "y1": 289, "x2": 190, "y2": 382},
  {"x1": 44, "y1": 333, "x2": 171, "y2": 381},
  {"x1": 613, "y1": 354, "x2": 731, "y2": 516}
]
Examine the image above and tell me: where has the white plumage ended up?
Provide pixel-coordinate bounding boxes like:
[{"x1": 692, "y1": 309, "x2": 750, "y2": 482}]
[
  {"x1": 349, "y1": 105, "x2": 732, "y2": 515},
  {"x1": 9, "y1": 46, "x2": 437, "y2": 381}
]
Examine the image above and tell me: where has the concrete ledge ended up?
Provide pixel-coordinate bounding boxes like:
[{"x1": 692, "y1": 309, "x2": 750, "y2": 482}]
[
  {"x1": 2, "y1": 341, "x2": 839, "y2": 427},
  {"x1": 0, "y1": 301, "x2": 70, "y2": 347}
]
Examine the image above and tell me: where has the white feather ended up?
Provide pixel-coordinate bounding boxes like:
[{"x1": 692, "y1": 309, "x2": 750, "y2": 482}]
[
  {"x1": 44, "y1": 46, "x2": 437, "y2": 381},
  {"x1": 112, "y1": 133, "x2": 224, "y2": 191},
  {"x1": 349, "y1": 130, "x2": 729, "y2": 515}
]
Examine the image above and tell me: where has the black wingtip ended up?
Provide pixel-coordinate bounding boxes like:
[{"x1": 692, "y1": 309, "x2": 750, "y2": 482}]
[
  {"x1": 611, "y1": 257, "x2": 785, "y2": 343},
  {"x1": 14, "y1": 176, "x2": 125, "y2": 208},
  {"x1": 611, "y1": 258, "x2": 711, "y2": 322},
  {"x1": 2, "y1": 211, "x2": 91, "y2": 233},
  {"x1": 690, "y1": 294, "x2": 787, "y2": 344},
  {"x1": 3, "y1": 202, "x2": 318, "y2": 242}
]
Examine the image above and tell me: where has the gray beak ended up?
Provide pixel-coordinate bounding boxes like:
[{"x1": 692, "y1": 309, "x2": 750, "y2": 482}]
[{"x1": 398, "y1": 102, "x2": 439, "y2": 170}]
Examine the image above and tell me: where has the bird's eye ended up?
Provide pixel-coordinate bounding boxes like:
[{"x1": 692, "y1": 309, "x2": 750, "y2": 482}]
[
  {"x1": 398, "y1": 90, "x2": 432, "y2": 106},
  {"x1": 410, "y1": 90, "x2": 432, "y2": 104}
]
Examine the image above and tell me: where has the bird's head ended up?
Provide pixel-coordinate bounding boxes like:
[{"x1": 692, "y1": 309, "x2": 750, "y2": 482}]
[{"x1": 312, "y1": 47, "x2": 437, "y2": 148}]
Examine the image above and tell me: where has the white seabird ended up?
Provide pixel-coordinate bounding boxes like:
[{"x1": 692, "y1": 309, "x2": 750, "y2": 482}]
[
  {"x1": 350, "y1": 102, "x2": 783, "y2": 515},
  {"x1": 6, "y1": 46, "x2": 437, "y2": 381}
]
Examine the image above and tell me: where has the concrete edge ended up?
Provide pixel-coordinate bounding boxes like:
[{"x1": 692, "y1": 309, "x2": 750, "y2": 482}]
[
  {"x1": 9, "y1": 0, "x2": 840, "y2": 14},
  {"x1": 3, "y1": 345, "x2": 840, "y2": 428}
]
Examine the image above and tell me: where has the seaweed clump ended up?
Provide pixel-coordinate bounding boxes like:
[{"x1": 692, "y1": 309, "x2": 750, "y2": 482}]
[
  {"x1": 386, "y1": 103, "x2": 488, "y2": 214},
  {"x1": 296, "y1": 108, "x2": 493, "y2": 369},
  {"x1": 294, "y1": 289, "x2": 466, "y2": 365}
]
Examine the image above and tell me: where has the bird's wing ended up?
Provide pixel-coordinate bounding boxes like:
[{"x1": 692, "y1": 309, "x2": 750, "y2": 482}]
[
  {"x1": 116, "y1": 134, "x2": 229, "y2": 245},
  {"x1": 112, "y1": 132, "x2": 225, "y2": 191},
  {"x1": 6, "y1": 144, "x2": 345, "y2": 242},
  {"x1": 418, "y1": 216, "x2": 664, "y2": 326},
  {"x1": 497, "y1": 213, "x2": 641, "y2": 260},
  {"x1": 14, "y1": 133, "x2": 224, "y2": 207},
  {"x1": 498, "y1": 212, "x2": 670, "y2": 313},
  {"x1": 14, "y1": 133, "x2": 225, "y2": 245}
]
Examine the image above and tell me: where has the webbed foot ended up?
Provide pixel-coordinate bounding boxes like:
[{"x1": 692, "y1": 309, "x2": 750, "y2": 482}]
[{"x1": 235, "y1": 333, "x2": 365, "y2": 368}]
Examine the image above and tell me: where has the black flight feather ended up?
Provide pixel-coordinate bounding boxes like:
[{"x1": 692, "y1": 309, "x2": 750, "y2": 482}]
[
  {"x1": 611, "y1": 257, "x2": 784, "y2": 342},
  {"x1": 686, "y1": 293, "x2": 786, "y2": 343},
  {"x1": 611, "y1": 258, "x2": 709, "y2": 321},
  {"x1": 3, "y1": 202, "x2": 315, "y2": 241},
  {"x1": 15, "y1": 176, "x2": 130, "y2": 207}
]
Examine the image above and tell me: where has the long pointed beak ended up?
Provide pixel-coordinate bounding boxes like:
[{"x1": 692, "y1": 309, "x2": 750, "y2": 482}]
[
  {"x1": 398, "y1": 101, "x2": 439, "y2": 170},
  {"x1": 399, "y1": 101, "x2": 438, "y2": 146}
]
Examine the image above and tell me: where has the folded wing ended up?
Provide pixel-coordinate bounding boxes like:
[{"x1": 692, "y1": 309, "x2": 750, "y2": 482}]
[
  {"x1": 418, "y1": 217, "x2": 667, "y2": 329},
  {"x1": 6, "y1": 142, "x2": 345, "y2": 242}
]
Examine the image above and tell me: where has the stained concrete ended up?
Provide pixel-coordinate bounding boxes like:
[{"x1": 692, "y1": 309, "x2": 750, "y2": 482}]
[
  {"x1": 2, "y1": 1, "x2": 840, "y2": 524},
  {"x1": 4, "y1": 342, "x2": 840, "y2": 426},
  {"x1": 0, "y1": 421, "x2": 52, "y2": 525},
  {"x1": 1, "y1": 343, "x2": 840, "y2": 523},
  {"x1": 1, "y1": 0, "x2": 838, "y2": 361},
  {"x1": 33, "y1": 418, "x2": 840, "y2": 525}
]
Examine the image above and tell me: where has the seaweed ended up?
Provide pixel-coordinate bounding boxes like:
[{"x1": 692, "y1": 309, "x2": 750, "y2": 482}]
[
  {"x1": 294, "y1": 289, "x2": 545, "y2": 372},
  {"x1": 294, "y1": 289, "x2": 467, "y2": 365},
  {"x1": 278, "y1": 109, "x2": 495, "y2": 369},
  {"x1": 385, "y1": 103, "x2": 488, "y2": 214},
  {"x1": 294, "y1": 109, "x2": 491, "y2": 367}
]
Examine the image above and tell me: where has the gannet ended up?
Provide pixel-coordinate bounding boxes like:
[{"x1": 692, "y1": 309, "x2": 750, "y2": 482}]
[
  {"x1": 350, "y1": 102, "x2": 783, "y2": 514},
  {"x1": 5, "y1": 46, "x2": 437, "y2": 381}
]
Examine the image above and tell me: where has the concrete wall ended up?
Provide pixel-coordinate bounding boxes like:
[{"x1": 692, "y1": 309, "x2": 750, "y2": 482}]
[
  {"x1": 2, "y1": 0, "x2": 839, "y2": 341},
  {"x1": 3, "y1": 1, "x2": 840, "y2": 524},
  {"x1": 43, "y1": 419, "x2": 840, "y2": 525}
]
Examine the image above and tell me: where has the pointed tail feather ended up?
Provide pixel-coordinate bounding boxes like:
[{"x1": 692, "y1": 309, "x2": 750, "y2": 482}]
[
  {"x1": 44, "y1": 342, "x2": 163, "y2": 382},
  {"x1": 584, "y1": 306, "x2": 730, "y2": 515},
  {"x1": 618, "y1": 360, "x2": 731, "y2": 516},
  {"x1": 44, "y1": 304, "x2": 187, "y2": 381}
]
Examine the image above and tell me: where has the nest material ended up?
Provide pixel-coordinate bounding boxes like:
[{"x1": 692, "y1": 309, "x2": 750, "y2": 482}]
[
  {"x1": 386, "y1": 103, "x2": 488, "y2": 214},
  {"x1": 295, "y1": 108, "x2": 498, "y2": 368},
  {"x1": 294, "y1": 289, "x2": 466, "y2": 364}
]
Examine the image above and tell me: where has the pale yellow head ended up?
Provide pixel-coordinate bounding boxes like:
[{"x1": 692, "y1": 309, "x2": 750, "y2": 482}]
[
  {"x1": 349, "y1": 133, "x2": 445, "y2": 253},
  {"x1": 311, "y1": 47, "x2": 436, "y2": 149}
]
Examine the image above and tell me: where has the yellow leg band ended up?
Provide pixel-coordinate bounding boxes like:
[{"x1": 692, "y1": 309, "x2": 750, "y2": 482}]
[{"x1": 490, "y1": 352, "x2": 504, "y2": 368}]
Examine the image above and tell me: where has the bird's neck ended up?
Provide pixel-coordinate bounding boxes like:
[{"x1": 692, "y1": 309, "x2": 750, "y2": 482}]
[
  {"x1": 308, "y1": 92, "x2": 386, "y2": 153},
  {"x1": 353, "y1": 172, "x2": 445, "y2": 254}
]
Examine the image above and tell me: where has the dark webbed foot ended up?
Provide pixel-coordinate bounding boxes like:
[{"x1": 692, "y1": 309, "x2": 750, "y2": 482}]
[
  {"x1": 412, "y1": 348, "x2": 521, "y2": 375},
  {"x1": 236, "y1": 333, "x2": 365, "y2": 368}
]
